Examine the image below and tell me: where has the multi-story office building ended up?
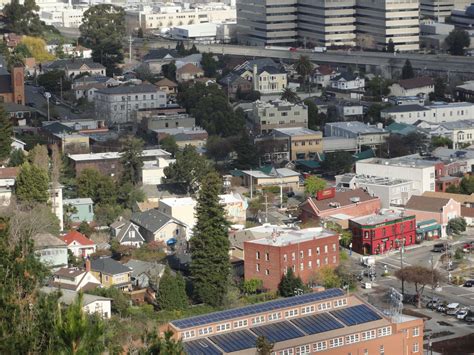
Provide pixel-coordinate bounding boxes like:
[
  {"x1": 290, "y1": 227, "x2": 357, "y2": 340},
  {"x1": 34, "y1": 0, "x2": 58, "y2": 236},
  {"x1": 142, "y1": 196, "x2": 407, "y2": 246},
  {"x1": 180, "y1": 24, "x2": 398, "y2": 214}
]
[
  {"x1": 237, "y1": 0, "x2": 298, "y2": 45},
  {"x1": 420, "y1": 0, "x2": 455, "y2": 20},
  {"x1": 250, "y1": 100, "x2": 308, "y2": 134},
  {"x1": 298, "y1": 0, "x2": 357, "y2": 47},
  {"x1": 324, "y1": 121, "x2": 389, "y2": 151},
  {"x1": 94, "y1": 84, "x2": 167, "y2": 125},
  {"x1": 273, "y1": 127, "x2": 323, "y2": 160},
  {"x1": 356, "y1": 0, "x2": 420, "y2": 51},
  {"x1": 165, "y1": 289, "x2": 424, "y2": 355}
]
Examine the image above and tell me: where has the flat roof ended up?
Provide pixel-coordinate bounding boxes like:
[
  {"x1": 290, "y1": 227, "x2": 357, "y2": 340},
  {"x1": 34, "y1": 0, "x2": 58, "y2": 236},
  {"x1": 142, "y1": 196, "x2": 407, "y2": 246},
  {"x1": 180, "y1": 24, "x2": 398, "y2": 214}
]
[
  {"x1": 248, "y1": 227, "x2": 336, "y2": 247},
  {"x1": 273, "y1": 127, "x2": 322, "y2": 136},
  {"x1": 343, "y1": 173, "x2": 412, "y2": 186},
  {"x1": 159, "y1": 197, "x2": 196, "y2": 207},
  {"x1": 326, "y1": 121, "x2": 387, "y2": 134},
  {"x1": 242, "y1": 168, "x2": 300, "y2": 178},
  {"x1": 63, "y1": 198, "x2": 93, "y2": 205},
  {"x1": 69, "y1": 149, "x2": 171, "y2": 161},
  {"x1": 350, "y1": 211, "x2": 414, "y2": 225},
  {"x1": 358, "y1": 156, "x2": 437, "y2": 169}
]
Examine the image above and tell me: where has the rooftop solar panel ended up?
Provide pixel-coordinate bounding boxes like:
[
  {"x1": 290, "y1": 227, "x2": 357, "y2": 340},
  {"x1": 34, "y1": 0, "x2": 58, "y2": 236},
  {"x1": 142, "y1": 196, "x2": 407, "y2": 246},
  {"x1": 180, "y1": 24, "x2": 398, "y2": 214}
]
[
  {"x1": 209, "y1": 329, "x2": 257, "y2": 353},
  {"x1": 251, "y1": 321, "x2": 305, "y2": 343},
  {"x1": 184, "y1": 338, "x2": 222, "y2": 355},
  {"x1": 291, "y1": 312, "x2": 344, "y2": 335},
  {"x1": 172, "y1": 289, "x2": 344, "y2": 329},
  {"x1": 330, "y1": 304, "x2": 382, "y2": 326}
]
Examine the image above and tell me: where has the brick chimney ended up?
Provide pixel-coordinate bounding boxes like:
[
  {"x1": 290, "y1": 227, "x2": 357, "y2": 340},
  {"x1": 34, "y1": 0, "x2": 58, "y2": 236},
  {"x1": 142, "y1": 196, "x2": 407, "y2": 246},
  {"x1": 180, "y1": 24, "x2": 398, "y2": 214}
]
[{"x1": 85, "y1": 257, "x2": 91, "y2": 272}]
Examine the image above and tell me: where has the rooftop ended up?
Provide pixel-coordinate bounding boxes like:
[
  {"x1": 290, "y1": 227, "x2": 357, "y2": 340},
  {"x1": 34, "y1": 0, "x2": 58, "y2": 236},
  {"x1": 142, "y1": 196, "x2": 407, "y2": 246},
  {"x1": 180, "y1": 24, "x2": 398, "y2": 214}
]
[
  {"x1": 242, "y1": 167, "x2": 300, "y2": 179},
  {"x1": 90, "y1": 257, "x2": 131, "y2": 275},
  {"x1": 358, "y1": 156, "x2": 437, "y2": 169},
  {"x1": 422, "y1": 191, "x2": 474, "y2": 204},
  {"x1": 159, "y1": 197, "x2": 196, "y2": 207},
  {"x1": 248, "y1": 227, "x2": 337, "y2": 247},
  {"x1": 41, "y1": 286, "x2": 110, "y2": 307},
  {"x1": 0, "y1": 167, "x2": 19, "y2": 179},
  {"x1": 339, "y1": 173, "x2": 412, "y2": 186},
  {"x1": 350, "y1": 211, "x2": 414, "y2": 226},
  {"x1": 382, "y1": 104, "x2": 429, "y2": 113},
  {"x1": 68, "y1": 149, "x2": 171, "y2": 161},
  {"x1": 326, "y1": 121, "x2": 386, "y2": 134},
  {"x1": 96, "y1": 83, "x2": 161, "y2": 95},
  {"x1": 273, "y1": 127, "x2": 322, "y2": 137},
  {"x1": 61, "y1": 230, "x2": 95, "y2": 247},
  {"x1": 396, "y1": 76, "x2": 434, "y2": 90},
  {"x1": 405, "y1": 195, "x2": 453, "y2": 213},
  {"x1": 33, "y1": 233, "x2": 67, "y2": 249},
  {"x1": 437, "y1": 119, "x2": 474, "y2": 130},
  {"x1": 63, "y1": 198, "x2": 94, "y2": 205}
]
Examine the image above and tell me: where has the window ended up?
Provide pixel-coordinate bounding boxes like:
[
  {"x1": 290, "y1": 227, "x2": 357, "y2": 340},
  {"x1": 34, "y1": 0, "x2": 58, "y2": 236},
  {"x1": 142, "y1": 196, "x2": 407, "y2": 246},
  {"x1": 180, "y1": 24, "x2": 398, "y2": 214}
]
[
  {"x1": 283, "y1": 254, "x2": 287, "y2": 261},
  {"x1": 256, "y1": 264, "x2": 260, "y2": 272},
  {"x1": 300, "y1": 262, "x2": 304, "y2": 271},
  {"x1": 313, "y1": 341, "x2": 327, "y2": 352},
  {"x1": 329, "y1": 337, "x2": 343, "y2": 348},
  {"x1": 301, "y1": 305, "x2": 315, "y2": 314},
  {"x1": 413, "y1": 342, "x2": 419, "y2": 353},
  {"x1": 308, "y1": 260, "x2": 312, "y2": 268},
  {"x1": 198, "y1": 327, "x2": 212, "y2": 336},
  {"x1": 233, "y1": 319, "x2": 248, "y2": 329},
  {"x1": 413, "y1": 327, "x2": 419, "y2": 337},
  {"x1": 277, "y1": 349, "x2": 293, "y2": 355},
  {"x1": 300, "y1": 251, "x2": 304, "y2": 259},
  {"x1": 332, "y1": 243, "x2": 337, "y2": 252},
  {"x1": 378, "y1": 326, "x2": 392, "y2": 337},
  {"x1": 292, "y1": 252, "x2": 296, "y2": 260},
  {"x1": 265, "y1": 252, "x2": 270, "y2": 261},
  {"x1": 252, "y1": 315, "x2": 265, "y2": 325},
  {"x1": 345, "y1": 333, "x2": 360, "y2": 344},
  {"x1": 333, "y1": 255, "x2": 337, "y2": 264},
  {"x1": 265, "y1": 269, "x2": 270, "y2": 275},
  {"x1": 284, "y1": 309, "x2": 298, "y2": 318},
  {"x1": 361, "y1": 329, "x2": 376, "y2": 340},
  {"x1": 318, "y1": 302, "x2": 331, "y2": 311},
  {"x1": 268, "y1": 312, "x2": 281, "y2": 321},
  {"x1": 379, "y1": 345, "x2": 385, "y2": 355},
  {"x1": 363, "y1": 350, "x2": 368, "y2": 355},
  {"x1": 295, "y1": 345, "x2": 310, "y2": 354},
  {"x1": 316, "y1": 259, "x2": 320, "y2": 267},
  {"x1": 216, "y1": 323, "x2": 230, "y2": 332},
  {"x1": 324, "y1": 245, "x2": 328, "y2": 253},
  {"x1": 256, "y1": 251, "x2": 260, "y2": 259},
  {"x1": 308, "y1": 249, "x2": 312, "y2": 257},
  {"x1": 182, "y1": 330, "x2": 195, "y2": 339},
  {"x1": 334, "y1": 298, "x2": 347, "y2": 308},
  {"x1": 316, "y1": 247, "x2": 320, "y2": 255},
  {"x1": 324, "y1": 257, "x2": 328, "y2": 265}
]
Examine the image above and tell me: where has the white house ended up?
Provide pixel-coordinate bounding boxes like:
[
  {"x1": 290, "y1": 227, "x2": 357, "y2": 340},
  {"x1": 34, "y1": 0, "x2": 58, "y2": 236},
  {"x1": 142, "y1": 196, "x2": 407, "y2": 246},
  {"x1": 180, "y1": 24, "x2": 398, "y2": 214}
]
[
  {"x1": 312, "y1": 65, "x2": 338, "y2": 87},
  {"x1": 330, "y1": 72, "x2": 365, "y2": 91},
  {"x1": 389, "y1": 76, "x2": 434, "y2": 97},
  {"x1": 142, "y1": 158, "x2": 175, "y2": 185},
  {"x1": 158, "y1": 197, "x2": 197, "y2": 230},
  {"x1": 115, "y1": 222, "x2": 145, "y2": 247},
  {"x1": 0, "y1": 167, "x2": 19, "y2": 206},
  {"x1": 61, "y1": 230, "x2": 96, "y2": 258},
  {"x1": 11, "y1": 137, "x2": 26, "y2": 151},
  {"x1": 51, "y1": 265, "x2": 101, "y2": 292}
]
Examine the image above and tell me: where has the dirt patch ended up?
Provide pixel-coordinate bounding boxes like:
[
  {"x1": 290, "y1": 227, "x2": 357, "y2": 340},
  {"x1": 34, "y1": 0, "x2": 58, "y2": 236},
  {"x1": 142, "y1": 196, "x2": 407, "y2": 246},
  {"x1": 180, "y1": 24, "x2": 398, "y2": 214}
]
[
  {"x1": 430, "y1": 334, "x2": 474, "y2": 355},
  {"x1": 403, "y1": 308, "x2": 432, "y2": 320},
  {"x1": 437, "y1": 321, "x2": 453, "y2": 326}
]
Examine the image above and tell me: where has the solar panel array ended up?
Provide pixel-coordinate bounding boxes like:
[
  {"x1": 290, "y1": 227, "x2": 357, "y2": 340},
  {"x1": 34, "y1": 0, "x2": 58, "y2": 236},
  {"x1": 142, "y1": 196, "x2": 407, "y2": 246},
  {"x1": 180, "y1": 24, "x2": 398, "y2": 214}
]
[
  {"x1": 184, "y1": 338, "x2": 222, "y2": 355},
  {"x1": 252, "y1": 321, "x2": 305, "y2": 343},
  {"x1": 291, "y1": 312, "x2": 344, "y2": 335},
  {"x1": 209, "y1": 329, "x2": 257, "y2": 353},
  {"x1": 330, "y1": 304, "x2": 382, "y2": 326},
  {"x1": 172, "y1": 288, "x2": 344, "y2": 329}
]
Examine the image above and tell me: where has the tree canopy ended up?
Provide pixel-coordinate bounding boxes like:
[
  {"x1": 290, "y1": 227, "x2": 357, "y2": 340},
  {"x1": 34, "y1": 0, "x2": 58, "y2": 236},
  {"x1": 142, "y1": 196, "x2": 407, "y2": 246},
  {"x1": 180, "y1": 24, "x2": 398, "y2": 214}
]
[
  {"x1": 3, "y1": 0, "x2": 43, "y2": 36},
  {"x1": 280, "y1": 87, "x2": 300, "y2": 103},
  {"x1": 15, "y1": 162, "x2": 49, "y2": 204},
  {"x1": 401, "y1": 59, "x2": 414, "y2": 80},
  {"x1": 0, "y1": 104, "x2": 12, "y2": 162},
  {"x1": 201, "y1": 52, "x2": 217, "y2": 77},
  {"x1": 321, "y1": 151, "x2": 354, "y2": 175},
  {"x1": 120, "y1": 136, "x2": 144, "y2": 185},
  {"x1": 278, "y1": 268, "x2": 304, "y2": 297},
  {"x1": 156, "y1": 267, "x2": 188, "y2": 311},
  {"x1": 445, "y1": 29, "x2": 470, "y2": 56},
  {"x1": 190, "y1": 172, "x2": 230, "y2": 306},
  {"x1": 304, "y1": 176, "x2": 326, "y2": 196},
  {"x1": 394, "y1": 265, "x2": 441, "y2": 308}
]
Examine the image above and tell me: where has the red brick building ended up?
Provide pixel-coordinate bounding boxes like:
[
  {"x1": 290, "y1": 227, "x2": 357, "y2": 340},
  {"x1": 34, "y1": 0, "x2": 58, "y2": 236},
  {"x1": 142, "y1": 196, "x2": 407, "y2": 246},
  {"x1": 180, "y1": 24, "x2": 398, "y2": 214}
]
[
  {"x1": 349, "y1": 211, "x2": 417, "y2": 255},
  {"x1": 0, "y1": 66, "x2": 24, "y2": 105},
  {"x1": 244, "y1": 227, "x2": 339, "y2": 291}
]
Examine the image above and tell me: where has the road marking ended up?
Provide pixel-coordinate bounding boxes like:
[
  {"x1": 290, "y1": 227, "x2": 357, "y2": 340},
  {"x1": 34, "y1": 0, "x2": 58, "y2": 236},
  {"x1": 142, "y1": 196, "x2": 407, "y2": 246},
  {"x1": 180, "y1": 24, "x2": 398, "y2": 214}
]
[{"x1": 458, "y1": 293, "x2": 474, "y2": 297}]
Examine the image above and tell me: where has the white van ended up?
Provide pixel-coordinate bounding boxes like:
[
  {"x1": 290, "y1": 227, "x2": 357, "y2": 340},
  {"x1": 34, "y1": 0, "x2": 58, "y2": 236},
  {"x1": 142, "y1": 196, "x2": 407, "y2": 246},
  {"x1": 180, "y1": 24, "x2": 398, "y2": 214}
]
[{"x1": 446, "y1": 303, "x2": 460, "y2": 315}]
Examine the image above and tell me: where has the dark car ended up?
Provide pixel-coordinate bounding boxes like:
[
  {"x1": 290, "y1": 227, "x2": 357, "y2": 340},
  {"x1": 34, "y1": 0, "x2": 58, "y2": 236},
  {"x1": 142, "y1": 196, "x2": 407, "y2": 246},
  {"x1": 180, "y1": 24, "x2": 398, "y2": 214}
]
[
  {"x1": 426, "y1": 300, "x2": 440, "y2": 309},
  {"x1": 465, "y1": 311, "x2": 474, "y2": 323},
  {"x1": 432, "y1": 243, "x2": 450, "y2": 252},
  {"x1": 464, "y1": 280, "x2": 474, "y2": 287}
]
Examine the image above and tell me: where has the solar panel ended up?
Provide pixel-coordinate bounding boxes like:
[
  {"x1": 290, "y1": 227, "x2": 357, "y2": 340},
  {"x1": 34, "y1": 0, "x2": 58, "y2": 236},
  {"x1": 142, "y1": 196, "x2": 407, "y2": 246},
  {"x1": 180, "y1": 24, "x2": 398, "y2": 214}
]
[
  {"x1": 184, "y1": 339, "x2": 222, "y2": 355},
  {"x1": 209, "y1": 329, "x2": 257, "y2": 353},
  {"x1": 251, "y1": 321, "x2": 305, "y2": 343},
  {"x1": 172, "y1": 289, "x2": 345, "y2": 329},
  {"x1": 330, "y1": 304, "x2": 382, "y2": 326},
  {"x1": 291, "y1": 313, "x2": 344, "y2": 335}
]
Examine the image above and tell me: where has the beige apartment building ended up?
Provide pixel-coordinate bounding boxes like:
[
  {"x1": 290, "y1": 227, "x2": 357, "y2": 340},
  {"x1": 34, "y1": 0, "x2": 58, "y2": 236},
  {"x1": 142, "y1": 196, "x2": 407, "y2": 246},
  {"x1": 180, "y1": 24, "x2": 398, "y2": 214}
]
[
  {"x1": 356, "y1": 0, "x2": 420, "y2": 52},
  {"x1": 249, "y1": 100, "x2": 308, "y2": 134},
  {"x1": 273, "y1": 127, "x2": 323, "y2": 160}
]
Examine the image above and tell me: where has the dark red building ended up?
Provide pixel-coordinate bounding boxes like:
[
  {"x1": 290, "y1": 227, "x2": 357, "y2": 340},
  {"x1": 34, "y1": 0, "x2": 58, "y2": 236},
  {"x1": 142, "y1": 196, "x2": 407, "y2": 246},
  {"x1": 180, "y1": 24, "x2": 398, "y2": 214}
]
[
  {"x1": 244, "y1": 227, "x2": 339, "y2": 291},
  {"x1": 349, "y1": 212, "x2": 416, "y2": 255}
]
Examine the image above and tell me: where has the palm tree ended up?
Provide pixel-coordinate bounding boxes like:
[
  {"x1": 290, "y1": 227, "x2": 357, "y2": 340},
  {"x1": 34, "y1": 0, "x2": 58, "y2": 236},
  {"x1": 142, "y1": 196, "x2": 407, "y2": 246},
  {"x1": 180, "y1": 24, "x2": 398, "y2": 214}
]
[
  {"x1": 280, "y1": 87, "x2": 300, "y2": 104},
  {"x1": 294, "y1": 55, "x2": 314, "y2": 92}
]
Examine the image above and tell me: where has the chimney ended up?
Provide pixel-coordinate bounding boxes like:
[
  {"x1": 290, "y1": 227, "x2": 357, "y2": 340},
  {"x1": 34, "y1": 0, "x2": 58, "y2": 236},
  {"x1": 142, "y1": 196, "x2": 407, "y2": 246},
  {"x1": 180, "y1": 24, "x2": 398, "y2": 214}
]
[{"x1": 85, "y1": 257, "x2": 91, "y2": 272}]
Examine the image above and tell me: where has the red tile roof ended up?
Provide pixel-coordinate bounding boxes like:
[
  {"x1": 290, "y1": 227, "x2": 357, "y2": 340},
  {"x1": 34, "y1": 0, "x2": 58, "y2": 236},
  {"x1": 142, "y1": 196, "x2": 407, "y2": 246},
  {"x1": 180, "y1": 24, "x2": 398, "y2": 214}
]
[
  {"x1": 62, "y1": 230, "x2": 95, "y2": 246},
  {"x1": 177, "y1": 63, "x2": 204, "y2": 75},
  {"x1": 308, "y1": 188, "x2": 379, "y2": 212},
  {"x1": 315, "y1": 65, "x2": 335, "y2": 76},
  {"x1": 0, "y1": 167, "x2": 19, "y2": 179},
  {"x1": 397, "y1": 76, "x2": 434, "y2": 90}
]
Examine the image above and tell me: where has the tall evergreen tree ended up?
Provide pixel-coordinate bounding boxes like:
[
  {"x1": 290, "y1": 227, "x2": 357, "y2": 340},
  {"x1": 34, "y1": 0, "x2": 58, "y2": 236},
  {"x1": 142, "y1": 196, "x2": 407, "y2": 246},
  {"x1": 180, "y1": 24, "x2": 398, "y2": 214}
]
[
  {"x1": 120, "y1": 136, "x2": 144, "y2": 185},
  {"x1": 8, "y1": 148, "x2": 25, "y2": 167},
  {"x1": 190, "y1": 172, "x2": 230, "y2": 306},
  {"x1": 278, "y1": 268, "x2": 304, "y2": 297},
  {"x1": 235, "y1": 131, "x2": 259, "y2": 169},
  {"x1": 15, "y1": 162, "x2": 49, "y2": 203},
  {"x1": 401, "y1": 59, "x2": 414, "y2": 80},
  {"x1": 0, "y1": 104, "x2": 12, "y2": 162},
  {"x1": 156, "y1": 267, "x2": 188, "y2": 311}
]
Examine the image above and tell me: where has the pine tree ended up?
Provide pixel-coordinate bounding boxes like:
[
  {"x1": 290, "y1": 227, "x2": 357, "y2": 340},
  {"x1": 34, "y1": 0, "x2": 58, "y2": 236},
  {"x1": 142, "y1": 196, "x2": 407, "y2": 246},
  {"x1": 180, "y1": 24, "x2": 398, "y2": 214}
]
[
  {"x1": 156, "y1": 267, "x2": 188, "y2": 311},
  {"x1": 401, "y1": 59, "x2": 414, "y2": 80},
  {"x1": 0, "y1": 104, "x2": 12, "y2": 162},
  {"x1": 119, "y1": 136, "x2": 144, "y2": 185},
  {"x1": 235, "y1": 131, "x2": 259, "y2": 169},
  {"x1": 278, "y1": 268, "x2": 304, "y2": 297},
  {"x1": 15, "y1": 161, "x2": 49, "y2": 203},
  {"x1": 7, "y1": 148, "x2": 25, "y2": 167},
  {"x1": 190, "y1": 172, "x2": 230, "y2": 306}
]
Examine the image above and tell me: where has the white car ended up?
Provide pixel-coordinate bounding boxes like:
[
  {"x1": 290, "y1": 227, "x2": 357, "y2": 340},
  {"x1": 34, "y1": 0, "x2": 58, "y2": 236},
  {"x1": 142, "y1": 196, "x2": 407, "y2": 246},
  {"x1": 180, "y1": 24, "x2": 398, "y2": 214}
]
[{"x1": 456, "y1": 309, "x2": 469, "y2": 320}]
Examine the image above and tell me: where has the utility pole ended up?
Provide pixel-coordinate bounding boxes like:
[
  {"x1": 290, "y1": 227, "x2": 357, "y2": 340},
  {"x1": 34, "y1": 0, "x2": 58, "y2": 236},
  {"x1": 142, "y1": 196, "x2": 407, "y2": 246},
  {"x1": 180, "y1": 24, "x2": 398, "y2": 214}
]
[
  {"x1": 129, "y1": 35, "x2": 133, "y2": 63},
  {"x1": 429, "y1": 255, "x2": 434, "y2": 301},
  {"x1": 264, "y1": 194, "x2": 269, "y2": 223}
]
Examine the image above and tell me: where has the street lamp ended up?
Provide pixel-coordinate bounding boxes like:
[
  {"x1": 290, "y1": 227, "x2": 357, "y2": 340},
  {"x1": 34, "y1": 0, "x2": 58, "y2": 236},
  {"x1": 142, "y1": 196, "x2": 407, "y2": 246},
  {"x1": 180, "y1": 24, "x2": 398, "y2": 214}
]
[{"x1": 429, "y1": 255, "x2": 434, "y2": 302}]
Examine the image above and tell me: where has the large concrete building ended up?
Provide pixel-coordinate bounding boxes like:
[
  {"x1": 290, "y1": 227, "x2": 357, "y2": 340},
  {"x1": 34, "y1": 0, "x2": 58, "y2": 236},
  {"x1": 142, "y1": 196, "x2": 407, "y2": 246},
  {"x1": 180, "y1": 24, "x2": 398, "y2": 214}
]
[
  {"x1": 324, "y1": 121, "x2": 389, "y2": 151},
  {"x1": 237, "y1": 0, "x2": 421, "y2": 51},
  {"x1": 421, "y1": 0, "x2": 472, "y2": 20},
  {"x1": 249, "y1": 100, "x2": 308, "y2": 134}
]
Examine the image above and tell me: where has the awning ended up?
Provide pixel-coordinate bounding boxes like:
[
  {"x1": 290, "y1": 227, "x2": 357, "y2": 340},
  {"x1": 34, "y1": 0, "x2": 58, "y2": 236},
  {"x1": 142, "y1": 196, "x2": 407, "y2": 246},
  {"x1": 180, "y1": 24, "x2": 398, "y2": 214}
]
[
  {"x1": 167, "y1": 238, "x2": 177, "y2": 245},
  {"x1": 416, "y1": 224, "x2": 441, "y2": 234}
]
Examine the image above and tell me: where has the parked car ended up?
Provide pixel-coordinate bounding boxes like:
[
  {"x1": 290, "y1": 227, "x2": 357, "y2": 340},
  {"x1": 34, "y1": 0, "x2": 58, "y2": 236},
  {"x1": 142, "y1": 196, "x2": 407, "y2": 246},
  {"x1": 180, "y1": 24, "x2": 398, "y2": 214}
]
[
  {"x1": 463, "y1": 280, "x2": 474, "y2": 287},
  {"x1": 432, "y1": 243, "x2": 450, "y2": 252},
  {"x1": 436, "y1": 302, "x2": 448, "y2": 313},
  {"x1": 463, "y1": 241, "x2": 474, "y2": 252},
  {"x1": 457, "y1": 308, "x2": 469, "y2": 320},
  {"x1": 464, "y1": 311, "x2": 474, "y2": 323},
  {"x1": 446, "y1": 303, "x2": 460, "y2": 315},
  {"x1": 426, "y1": 300, "x2": 440, "y2": 310}
]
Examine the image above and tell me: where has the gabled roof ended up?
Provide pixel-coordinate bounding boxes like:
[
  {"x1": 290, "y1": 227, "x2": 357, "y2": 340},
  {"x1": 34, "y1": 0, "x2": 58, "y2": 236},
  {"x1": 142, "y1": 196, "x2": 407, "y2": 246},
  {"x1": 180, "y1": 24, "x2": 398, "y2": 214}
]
[
  {"x1": 314, "y1": 65, "x2": 336, "y2": 76},
  {"x1": 177, "y1": 63, "x2": 204, "y2": 75},
  {"x1": 155, "y1": 77, "x2": 178, "y2": 88},
  {"x1": 331, "y1": 72, "x2": 359, "y2": 82},
  {"x1": 90, "y1": 257, "x2": 131, "y2": 275},
  {"x1": 396, "y1": 76, "x2": 434, "y2": 90},
  {"x1": 422, "y1": 191, "x2": 474, "y2": 205},
  {"x1": 304, "y1": 188, "x2": 379, "y2": 212},
  {"x1": 62, "y1": 230, "x2": 95, "y2": 247},
  {"x1": 405, "y1": 195, "x2": 453, "y2": 213},
  {"x1": 124, "y1": 259, "x2": 165, "y2": 279},
  {"x1": 46, "y1": 59, "x2": 105, "y2": 71},
  {"x1": 143, "y1": 48, "x2": 179, "y2": 61},
  {"x1": 234, "y1": 58, "x2": 278, "y2": 71},
  {"x1": 42, "y1": 122, "x2": 75, "y2": 134},
  {"x1": 131, "y1": 209, "x2": 184, "y2": 233},
  {"x1": 258, "y1": 66, "x2": 284, "y2": 75},
  {"x1": 116, "y1": 222, "x2": 145, "y2": 243}
]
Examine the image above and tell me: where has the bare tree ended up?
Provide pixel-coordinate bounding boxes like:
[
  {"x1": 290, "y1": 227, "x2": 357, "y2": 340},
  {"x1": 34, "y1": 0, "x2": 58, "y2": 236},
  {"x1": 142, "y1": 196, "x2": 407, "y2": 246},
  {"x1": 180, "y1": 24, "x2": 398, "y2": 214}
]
[
  {"x1": 395, "y1": 265, "x2": 442, "y2": 308},
  {"x1": 29, "y1": 144, "x2": 49, "y2": 172}
]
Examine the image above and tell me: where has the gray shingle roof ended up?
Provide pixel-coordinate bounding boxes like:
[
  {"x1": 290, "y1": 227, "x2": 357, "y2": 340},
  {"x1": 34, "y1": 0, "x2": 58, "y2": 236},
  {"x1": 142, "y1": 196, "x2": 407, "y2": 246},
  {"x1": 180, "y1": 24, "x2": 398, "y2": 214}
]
[
  {"x1": 90, "y1": 257, "x2": 131, "y2": 275},
  {"x1": 46, "y1": 59, "x2": 105, "y2": 71},
  {"x1": 143, "y1": 48, "x2": 179, "y2": 61},
  {"x1": 382, "y1": 104, "x2": 429, "y2": 113},
  {"x1": 116, "y1": 222, "x2": 145, "y2": 243},
  {"x1": 96, "y1": 83, "x2": 159, "y2": 95},
  {"x1": 131, "y1": 209, "x2": 178, "y2": 233},
  {"x1": 124, "y1": 259, "x2": 165, "y2": 279}
]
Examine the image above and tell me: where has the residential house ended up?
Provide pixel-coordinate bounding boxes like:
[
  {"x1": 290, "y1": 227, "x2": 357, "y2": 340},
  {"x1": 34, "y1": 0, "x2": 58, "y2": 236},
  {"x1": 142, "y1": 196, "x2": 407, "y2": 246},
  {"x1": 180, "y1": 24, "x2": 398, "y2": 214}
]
[
  {"x1": 90, "y1": 256, "x2": 132, "y2": 290},
  {"x1": 158, "y1": 197, "x2": 197, "y2": 230},
  {"x1": 50, "y1": 263, "x2": 101, "y2": 291},
  {"x1": 142, "y1": 113, "x2": 195, "y2": 132},
  {"x1": 428, "y1": 120, "x2": 474, "y2": 149},
  {"x1": 248, "y1": 65, "x2": 287, "y2": 94},
  {"x1": 249, "y1": 100, "x2": 308, "y2": 135},
  {"x1": 61, "y1": 230, "x2": 96, "y2": 258},
  {"x1": 4, "y1": 102, "x2": 35, "y2": 125},
  {"x1": 241, "y1": 167, "x2": 301, "y2": 191},
  {"x1": 176, "y1": 63, "x2": 204, "y2": 82},
  {"x1": 324, "y1": 121, "x2": 389, "y2": 151},
  {"x1": 155, "y1": 78, "x2": 178, "y2": 96},
  {"x1": 405, "y1": 195, "x2": 461, "y2": 238},
  {"x1": 32, "y1": 233, "x2": 68, "y2": 269},
  {"x1": 219, "y1": 72, "x2": 253, "y2": 98},
  {"x1": 273, "y1": 127, "x2": 323, "y2": 161},
  {"x1": 175, "y1": 53, "x2": 202, "y2": 69},
  {"x1": 244, "y1": 227, "x2": 340, "y2": 291},
  {"x1": 299, "y1": 188, "x2": 381, "y2": 227},
  {"x1": 219, "y1": 193, "x2": 247, "y2": 225},
  {"x1": 73, "y1": 76, "x2": 119, "y2": 102},
  {"x1": 0, "y1": 66, "x2": 24, "y2": 105},
  {"x1": 41, "y1": 286, "x2": 112, "y2": 319},
  {"x1": 329, "y1": 72, "x2": 365, "y2": 91},
  {"x1": 63, "y1": 198, "x2": 94, "y2": 223},
  {"x1": 124, "y1": 259, "x2": 166, "y2": 290},
  {"x1": 115, "y1": 221, "x2": 145, "y2": 247},
  {"x1": 0, "y1": 167, "x2": 19, "y2": 206},
  {"x1": 155, "y1": 127, "x2": 208, "y2": 149},
  {"x1": 389, "y1": 76, "x2": 434, "y2": 98},
  {"x1": 455, "y1": 81, "x2": 474, "y2": 102},
  {"x1": 68, "y1": 45, "x2": 93, "y2": 59},
  {"x1": 10, "y1": 137, "x2": 26, "y2": 151},
  {"x1": 142, "y1": 48, "x2": 179, "y2": 73},
  {"x1": 110, "y1": 217, "x2": 128, "y2": 237},
  {"x1": 94, "y1": 84, "x2": 167, "y2": 124},
  {"x1": 312, "y1": 65, "x2": 338, "y2": 87},
  {"x1": 131, "y1": 209, "x2": 188, "y2": 246},
  {"x1": 423, "y1": 191, "x2": 474, "y2": 225},
  {"x1": 141, "y1": 158, "x2": 175, "y2": 185},
  {"x1": 43, "y1": 59, "x2": 106, "y2": 78}
]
